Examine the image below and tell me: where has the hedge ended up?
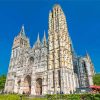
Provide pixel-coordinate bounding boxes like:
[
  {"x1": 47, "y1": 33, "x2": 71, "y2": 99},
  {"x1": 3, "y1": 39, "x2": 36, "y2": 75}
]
[
  {"x1": 0, "y1": 94, "x2": 100, "y2": 100},
  {"x1": 46, "y1": 94, "x2": 100, "y2": 100}
]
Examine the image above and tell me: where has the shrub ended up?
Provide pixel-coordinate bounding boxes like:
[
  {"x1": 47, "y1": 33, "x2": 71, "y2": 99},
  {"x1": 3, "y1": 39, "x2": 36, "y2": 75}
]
[
  {"x1": 0, "y1": 94, "x2": 100, "y2": 100},
  {"x1": 46, "y1": 94, "x2": 100, "y2": 100}
]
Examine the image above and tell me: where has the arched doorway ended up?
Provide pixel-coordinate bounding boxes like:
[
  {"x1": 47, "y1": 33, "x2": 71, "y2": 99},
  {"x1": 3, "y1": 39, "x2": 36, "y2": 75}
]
[
  {"x1": 24, "y1": 75, "x2": 31, "y2": 94},
  {"x1": 36, "y1": 78, "x2": 42, "y2": 95}
]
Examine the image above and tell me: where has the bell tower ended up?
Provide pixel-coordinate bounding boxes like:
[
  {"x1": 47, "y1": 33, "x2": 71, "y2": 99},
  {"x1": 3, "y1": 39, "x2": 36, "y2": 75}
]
[
  {"x1": 12, "y1": 25, "x2": 30, "y2": 58},
  {"x1": 5, "y1": 25, "x2": 30, "y2": 93},
  {"x1": 48, "y1": 4, "x2": 76, "y2": 94}
]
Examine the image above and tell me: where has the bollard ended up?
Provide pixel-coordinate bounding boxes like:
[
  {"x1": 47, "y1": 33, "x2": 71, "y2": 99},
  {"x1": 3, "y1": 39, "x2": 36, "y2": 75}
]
[{"x1": 20, "y1": 95, "x2": 22, "y2": 100}]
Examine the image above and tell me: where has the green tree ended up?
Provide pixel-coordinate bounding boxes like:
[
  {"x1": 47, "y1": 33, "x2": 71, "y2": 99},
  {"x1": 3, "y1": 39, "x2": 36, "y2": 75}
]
[
  {"x1": 93, "y1": 73, "x2": 100, "y2": 85},
  {"x1": 0, "y1": 75, "x2": 6, "y2": 90}
]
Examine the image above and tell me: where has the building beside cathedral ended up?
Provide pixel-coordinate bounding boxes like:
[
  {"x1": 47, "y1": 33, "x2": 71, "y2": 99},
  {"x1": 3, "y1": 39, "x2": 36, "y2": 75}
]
[{"x1": 4, "y1": 4, "x2": 95, "y2": 95}]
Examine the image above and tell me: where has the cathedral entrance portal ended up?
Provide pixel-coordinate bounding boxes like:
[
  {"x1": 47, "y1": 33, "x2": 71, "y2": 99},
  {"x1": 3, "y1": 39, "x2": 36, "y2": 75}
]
[
  {"x1": 24, "y1": 75, "x2": 31, "y2": 94},
  {"x1": 36, "y1": 78, "x2": 42, "y2": 95}
]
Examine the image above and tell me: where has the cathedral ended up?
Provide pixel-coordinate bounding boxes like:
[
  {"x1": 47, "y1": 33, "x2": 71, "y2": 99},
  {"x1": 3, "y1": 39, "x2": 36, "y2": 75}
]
[{"x1": 4, "y1": 4, "x2": 95, "y2": 95}]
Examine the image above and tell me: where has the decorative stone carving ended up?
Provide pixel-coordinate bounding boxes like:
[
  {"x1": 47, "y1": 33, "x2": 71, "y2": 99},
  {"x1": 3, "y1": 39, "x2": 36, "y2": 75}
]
[{"x1": 5, "y1": 4, "x2": 95, "y2": 95}]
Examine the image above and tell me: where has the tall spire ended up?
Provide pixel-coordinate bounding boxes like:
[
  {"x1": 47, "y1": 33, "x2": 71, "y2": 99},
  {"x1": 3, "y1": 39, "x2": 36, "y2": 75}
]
[
  {"x1": 85, "y1": 50, "x2": 93, "y2": 64},
  {"x1": 85, "y1": 50, "x2": 95, "y2": 74},
  {"x1": 85, "y1": 50, "x2": 90, "y2": 60},
  {"x1": 36, "y1": 32, "x2": 41, "y2": 48},
  {"x1": 69, "y1": 36, "x2": 76, "y2": 57},
  {"x1": 37, "y1": 32, "x2": 40, "y2": 43},
  {"x1": 19, "y1": 25, "x2": 26, "y2": 36},
  {"x1": 43, "y1": 30, "x2": 47, "y2": 46},
  {"x1": 43, "y1": 30, "x2": 46, "y2": 42}
]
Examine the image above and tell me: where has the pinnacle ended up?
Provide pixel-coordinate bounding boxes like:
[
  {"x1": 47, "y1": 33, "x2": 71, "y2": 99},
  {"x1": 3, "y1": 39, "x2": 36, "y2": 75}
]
[
  {"x1": 53, "y1": 4, "x2": 61, "y2": 8},
  {"x1": 19, "y1": 24, "x2": 26, "y2": 36},
  {"x1": 37, "y1": 32, "x2": 40, "y2": 43},
  {"x1": 43, "y1": 30, "x2": 46, "y2": 41}
]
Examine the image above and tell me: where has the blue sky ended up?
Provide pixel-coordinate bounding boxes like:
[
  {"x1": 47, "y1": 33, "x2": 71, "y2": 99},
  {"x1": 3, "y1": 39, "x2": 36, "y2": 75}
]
[{"x1": 0, "y1": 0, "x2": 100, "y2": 75}]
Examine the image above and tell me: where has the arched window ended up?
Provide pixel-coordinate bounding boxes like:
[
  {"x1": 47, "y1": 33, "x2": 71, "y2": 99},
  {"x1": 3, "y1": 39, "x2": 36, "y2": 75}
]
[{"x1": 29, "y1": 57, "x2": 34, "y2": 65}]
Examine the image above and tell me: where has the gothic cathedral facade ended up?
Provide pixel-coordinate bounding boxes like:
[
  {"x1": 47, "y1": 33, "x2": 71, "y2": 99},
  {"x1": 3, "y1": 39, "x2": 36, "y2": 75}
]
[{"x1": 5, "y1": 4, "x2": 95, "y2": 95}]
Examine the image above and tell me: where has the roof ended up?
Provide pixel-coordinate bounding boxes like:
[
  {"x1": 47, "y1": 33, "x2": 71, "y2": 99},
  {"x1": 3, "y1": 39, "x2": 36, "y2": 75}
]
[{"x1": 89, "y1": 85, "x2": 100, "y2": 89}]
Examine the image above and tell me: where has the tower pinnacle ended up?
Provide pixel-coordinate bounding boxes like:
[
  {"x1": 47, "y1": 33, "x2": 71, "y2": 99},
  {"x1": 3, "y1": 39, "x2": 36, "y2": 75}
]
[
  {"x1": 37, "y1": 32, "x2": 40, "y2": 43},
  {"x1": 53, "y1": 4, "x2": 62, "y2": 10},
  {"x1": 85, "y1": 51, "x2": 91, "y2": 62},
  {"x1": 19, "y1": 25, "x2": 26, "y2": 36},
  {"x1": 43, "y1": 30, "x2": 47, "y2": 46},
  {"x1": 36, "y1": 32, "x2": 41, "y2": 48}
]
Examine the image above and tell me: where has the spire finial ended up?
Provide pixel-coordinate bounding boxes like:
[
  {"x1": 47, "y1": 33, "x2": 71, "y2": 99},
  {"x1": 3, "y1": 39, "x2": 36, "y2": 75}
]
[
  {"x1": 85, "y1": 49, "x2": 91, "y2": 61},
  {"x1": 19, "y1": 24, "x2": 26, "y2": 36},
  {"x1": 85, "y1": 49, "x2": 89, "y2": 56},
  {"x1": 86, "y1": 50, "x2": 88, "y2": 55},
  {"x1": 36, "y1": 32, "x2": 41, "y2": 48},
  {"x1": 43, "y1": 30, "x2": 47, "y2": 46},
  {"x1": 37, "y1": 32, "x2": 40, "y2": 43},
  {"x1": 44, "y1": 30, "x2": 46, "y2": 41}
]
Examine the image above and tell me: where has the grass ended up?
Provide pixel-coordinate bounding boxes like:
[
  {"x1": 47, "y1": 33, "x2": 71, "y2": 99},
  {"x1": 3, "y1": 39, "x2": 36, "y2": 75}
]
[
  {"x1": 0, "y1": 94, "x2": 20, "y2": 100},
  {"x1": 0, "y1": 94, "x2": 47, "y2": 100},
  {"x1": 0, "y1": 94, "x2": 100, "y2": 100}
]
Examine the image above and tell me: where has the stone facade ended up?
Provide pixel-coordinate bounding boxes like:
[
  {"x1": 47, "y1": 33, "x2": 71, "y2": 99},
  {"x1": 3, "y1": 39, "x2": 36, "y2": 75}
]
[{"x1": 4, "y1": 4, "x2": 95, "y2": 95}]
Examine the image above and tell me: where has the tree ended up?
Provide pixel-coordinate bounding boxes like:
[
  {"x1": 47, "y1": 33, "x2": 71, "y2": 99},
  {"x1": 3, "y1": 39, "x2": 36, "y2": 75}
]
[
  {"x1": 0, "y1": 75, "x2": 6, "y2": 90},
  {"x1": 93, "y1": 73, "x2": 100, "y2": 85}
]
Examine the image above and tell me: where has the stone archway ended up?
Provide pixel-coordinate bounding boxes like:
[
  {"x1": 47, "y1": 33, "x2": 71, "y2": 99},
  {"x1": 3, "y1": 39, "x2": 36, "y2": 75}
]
[
  {"x1": 36, "y1": 78, "x2": 42, "y2": 95},
  {"x1": 24, "y1": 75, "x2": 31, "y2": 94}
]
